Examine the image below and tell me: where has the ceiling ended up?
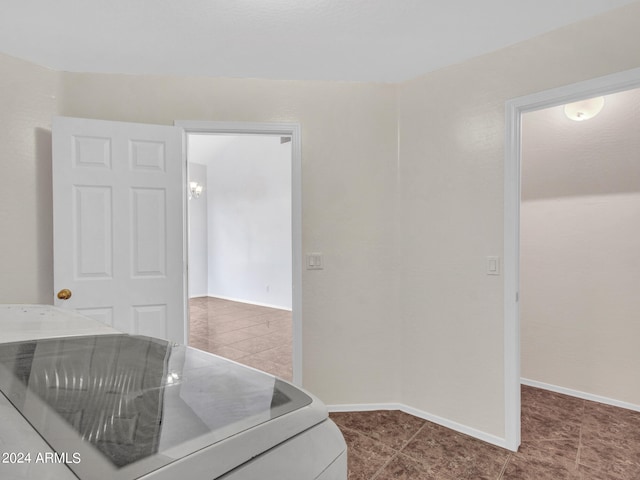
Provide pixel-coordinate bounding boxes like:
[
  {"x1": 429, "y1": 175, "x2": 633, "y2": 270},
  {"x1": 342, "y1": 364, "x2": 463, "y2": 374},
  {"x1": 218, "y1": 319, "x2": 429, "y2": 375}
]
[{"x1": 0, "y1": 0, "x2": 637, "y2": 83}]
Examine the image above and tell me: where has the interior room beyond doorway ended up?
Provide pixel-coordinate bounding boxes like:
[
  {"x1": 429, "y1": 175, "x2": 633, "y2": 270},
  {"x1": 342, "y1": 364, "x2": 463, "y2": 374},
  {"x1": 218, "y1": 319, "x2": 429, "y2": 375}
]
[
  {"x1": 520, "y1": 87, "x2": 640, "y2": 410},
  {"x1": 187, "y1": 133, "x2": 293, "y2": 379}
]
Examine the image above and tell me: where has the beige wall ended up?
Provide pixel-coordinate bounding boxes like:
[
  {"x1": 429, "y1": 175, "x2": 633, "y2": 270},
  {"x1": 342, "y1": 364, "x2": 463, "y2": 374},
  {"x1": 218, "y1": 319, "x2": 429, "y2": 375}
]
[
  {"x1": 398, "y1": 2, "x2": 640, "y2": 438},
  {"x1": 521, "y1": 88, "x2": 640, "y2": 405},
  {"x1": 0, "y1": 54, "x2": 59, "y2": 304},
  {"x1": 2, "y1": 0, "x2": 640, "y2": 445},
  {"x1": 6, "y1": 67, "x2": 402, "y2": 405}
]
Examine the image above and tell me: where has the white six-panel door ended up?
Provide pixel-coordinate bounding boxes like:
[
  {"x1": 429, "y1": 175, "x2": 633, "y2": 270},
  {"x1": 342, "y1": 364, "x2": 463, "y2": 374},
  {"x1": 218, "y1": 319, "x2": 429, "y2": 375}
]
[{"x1": 52, "y1": 116, "x2": 186, "y2": 343}]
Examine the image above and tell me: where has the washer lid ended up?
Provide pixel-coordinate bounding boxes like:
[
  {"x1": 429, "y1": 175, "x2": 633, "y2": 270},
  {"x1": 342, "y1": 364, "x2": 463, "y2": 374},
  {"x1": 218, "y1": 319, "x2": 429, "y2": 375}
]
[{"x1": 0, "y1": 334, "x2": 313, "y2": 479}]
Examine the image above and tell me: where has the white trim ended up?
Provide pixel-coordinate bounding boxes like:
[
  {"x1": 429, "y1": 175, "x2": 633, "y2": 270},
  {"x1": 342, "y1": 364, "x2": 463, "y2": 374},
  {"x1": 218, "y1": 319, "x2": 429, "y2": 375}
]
[
  {"x1": 175, "y1": 120, "x2": 303, "y2": 387},
  {"x1": 504, "y1": 97, "x2": 521, "y2": 452},
  {"x1": 181, "y1": 127, "x2": 190, "y2": 344},
  {"x1": 188, "y1": 293, "x2": 293, "y2": 311},
  {"x1": 328, "y1": 403, "x2": 402, "y2": 413},
  {"x1": 521, "y1": 378, "x2": 640, "y2": 413},
  {"x1": 504, "y1": 66, "x2": 640, "y2": 452},
  {"x1": 328, "y1": 403, "x2": 509, "y2": 450},
  {"x1": 188, "y1": 293, "x2": 209, "y2": 299},
  {"x1": 203, "y1": 294, "x2": 292, "y2": 312}
]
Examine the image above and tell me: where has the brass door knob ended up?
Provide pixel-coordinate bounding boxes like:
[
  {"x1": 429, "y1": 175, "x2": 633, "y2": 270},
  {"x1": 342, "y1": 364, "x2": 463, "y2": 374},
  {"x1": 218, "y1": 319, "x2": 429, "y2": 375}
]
[{"x1": 57, "y1": 289, "x2": 72, "y2": 300}]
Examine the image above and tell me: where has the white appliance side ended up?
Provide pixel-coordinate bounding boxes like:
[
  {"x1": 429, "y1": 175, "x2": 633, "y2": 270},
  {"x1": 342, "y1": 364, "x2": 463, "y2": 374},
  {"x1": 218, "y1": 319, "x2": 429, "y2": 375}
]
[
  {"x1": 316, "y1": 450, "x2": 348, "y2": 480},
  {"x1": 216, "y1": 420, "x2": 347, "y2": 480},
  {"x1": 0, "y1": 304, "x2": 347, "y2": 480},
  {"x1": 0, "y1": 394, "x2": 78, "y2": 480},
  {"x1": 137, "y1": 396, "x2": 330, "y2": 480}
]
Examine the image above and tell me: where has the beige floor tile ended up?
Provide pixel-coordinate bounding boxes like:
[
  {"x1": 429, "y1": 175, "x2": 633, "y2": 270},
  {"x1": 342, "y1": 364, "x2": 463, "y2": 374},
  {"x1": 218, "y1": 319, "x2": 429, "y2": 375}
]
[
  {"x1": 188, "y1": 297, "x2": 292, "y2": 379},
  {"x1": 207, "y1": 345, "x2": 250, "y2": 362},
  {"x1": 228, "y1": 335, "x2": 282, "y2": 355}
]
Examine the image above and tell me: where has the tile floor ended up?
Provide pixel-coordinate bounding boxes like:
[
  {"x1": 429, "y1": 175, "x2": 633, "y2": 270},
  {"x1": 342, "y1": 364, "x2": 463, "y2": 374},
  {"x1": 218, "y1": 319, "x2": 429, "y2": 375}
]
[
  {"x1": 188, "y1": 296, "x2": 292, "y2": 381},
  {"x1": 188, "y1": 303, "x2": 639, "y2": 479},
  {"x1": 330, "y1": 385, "x2": 640, "y2": 479}
]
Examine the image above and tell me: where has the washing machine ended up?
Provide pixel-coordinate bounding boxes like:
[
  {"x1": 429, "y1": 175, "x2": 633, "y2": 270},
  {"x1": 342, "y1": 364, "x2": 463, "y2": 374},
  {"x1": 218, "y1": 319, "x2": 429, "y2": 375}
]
[{"x1": 0, "y1": 305, "x2": 347, "y2": 480}]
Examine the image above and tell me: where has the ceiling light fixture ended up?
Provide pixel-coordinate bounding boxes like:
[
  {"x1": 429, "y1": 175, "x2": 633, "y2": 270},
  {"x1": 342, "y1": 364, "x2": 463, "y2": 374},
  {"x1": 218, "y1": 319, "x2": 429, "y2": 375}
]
[{"x1": 564, "y1": 96, "x2": 605, "y2": 121}]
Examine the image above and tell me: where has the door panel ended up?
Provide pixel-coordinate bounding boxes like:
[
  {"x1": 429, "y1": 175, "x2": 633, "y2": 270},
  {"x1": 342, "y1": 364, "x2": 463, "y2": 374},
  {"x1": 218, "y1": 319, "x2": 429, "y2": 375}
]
[
  {"x1": 53, "y1": 116, "x2": 186, "y2": 343},
  {"x1": 74, "y1": 185, "x2": 113, "y2": 278},
  {"x1": 131, "y1": 188, "x2": 166, "y2": 277}
]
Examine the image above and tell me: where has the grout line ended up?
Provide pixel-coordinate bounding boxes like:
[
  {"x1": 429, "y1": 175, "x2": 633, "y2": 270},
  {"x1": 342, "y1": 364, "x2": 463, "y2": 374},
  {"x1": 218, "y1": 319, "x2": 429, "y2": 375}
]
[
  {"x1": 370, "y1": 451, "x2": 398, "y2": 480},
  {"x1": 331, "y1": 423, "x2": 403, "y2": 478},
  {"x1": 199, "y1": 314, "x2": 291, "y2": 332},
  {"x1": 400, "y1": 420, "x2": 428, "y2": 453},
  {"x1": 574, "y1": 397, "x2": 586, "y2": 468},
  {"x1": 190, "y1": 321, "x2": 291, "y2": 344},
  {"x1": 332, "y1": 423, "x2": 403, "y2": 455},
  {"x1": 370, "y1": 421, "x2": 429, "y2": 480},
  {"x1": 576, "y1": 404, "x2": 584, "y2": 467},
  {"x1": 496, "y1": 452, "x2": 512, "y2": 480}
]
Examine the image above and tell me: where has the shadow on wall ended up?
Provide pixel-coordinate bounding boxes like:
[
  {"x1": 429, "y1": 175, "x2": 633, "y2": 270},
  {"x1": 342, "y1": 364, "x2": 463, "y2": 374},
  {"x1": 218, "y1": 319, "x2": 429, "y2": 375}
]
[{"x1": 35, "y1": 127, "x2": 54, "y2": 304}]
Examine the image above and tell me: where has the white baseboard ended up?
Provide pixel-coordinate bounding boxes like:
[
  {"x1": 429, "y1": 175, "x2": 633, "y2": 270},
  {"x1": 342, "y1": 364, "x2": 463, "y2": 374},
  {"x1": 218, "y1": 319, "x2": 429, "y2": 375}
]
[
  {"x1": 327, "y1": 402, "x2": 509, "y2": 451},
  {"x1": 521, "y1": 378, "x2": 640, "y2": 413},
  {"x1": 328, "y1": 403, "x2": 402, "y2": 413},
  {"x1": 189, "y1": 293, "x2": 209, "y2": 299},
  {"x1": 202, "y1": 294, "x2": 292, "y2": 312},
  {"x1": 327, "y1": 384, "x2": 640, "y2": 454}
]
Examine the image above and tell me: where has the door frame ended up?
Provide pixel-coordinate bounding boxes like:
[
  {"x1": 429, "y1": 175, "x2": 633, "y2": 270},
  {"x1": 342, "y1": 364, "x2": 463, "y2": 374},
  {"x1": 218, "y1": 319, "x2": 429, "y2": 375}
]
[
  {"x1": 503, "y1": 66, "x2": 640, "y2": 451},
  {"x1": 176, "y1": 120, "x2": 303, "y2": 386}
]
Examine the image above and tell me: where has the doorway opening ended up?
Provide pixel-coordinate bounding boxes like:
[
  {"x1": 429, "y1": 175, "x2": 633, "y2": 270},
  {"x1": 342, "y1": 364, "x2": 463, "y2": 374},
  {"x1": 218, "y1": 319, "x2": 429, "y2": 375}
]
[
  {"x1": 503, "y1": 67, "x2": 640, "y2": 451},
  {"x1": 178, "y1": 121, "x2": 302, "y2": 385}
]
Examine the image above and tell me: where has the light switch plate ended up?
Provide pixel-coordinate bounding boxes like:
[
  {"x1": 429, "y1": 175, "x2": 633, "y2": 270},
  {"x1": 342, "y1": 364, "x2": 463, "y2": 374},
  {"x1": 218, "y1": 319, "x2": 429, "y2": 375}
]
[
  {"x1": 487, "y1": 256, "x2": 501, "y2": 275},
  {"x1": 306, "y1": 253, "x2": 323, "y2": 270}
]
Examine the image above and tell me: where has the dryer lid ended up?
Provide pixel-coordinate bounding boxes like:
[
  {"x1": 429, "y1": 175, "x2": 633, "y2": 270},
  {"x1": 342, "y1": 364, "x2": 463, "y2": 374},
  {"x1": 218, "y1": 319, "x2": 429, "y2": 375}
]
[{"x1": 0, "y1": 334, "x2": 312, "y2": 479}]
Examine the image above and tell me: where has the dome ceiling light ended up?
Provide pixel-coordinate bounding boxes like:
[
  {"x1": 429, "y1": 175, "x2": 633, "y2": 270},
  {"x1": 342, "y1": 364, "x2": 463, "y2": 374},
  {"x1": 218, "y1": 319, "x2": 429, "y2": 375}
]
[{"x1": 564, "y1": 96, "x2": 605, "y2": 121}]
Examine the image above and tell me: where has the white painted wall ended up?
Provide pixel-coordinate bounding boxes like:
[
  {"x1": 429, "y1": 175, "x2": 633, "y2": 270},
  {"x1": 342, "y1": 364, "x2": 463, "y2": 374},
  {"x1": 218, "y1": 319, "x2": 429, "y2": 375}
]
[
  {"x1": 189, "y1": 135, "x2": 292, "y2": 310},
  {"x1": 2, "y1": 0, "x2": 640, "y2": 446},
  {"x1": 398, "y1": 2, "x2": 640, "y2": 440},
  {"x1": 188, "y1": 162, "x2": 208, "y2": 297},
  {"x1": 57, "y1": 75, "x2": 401, "y2": 407},
  {"x1": 521, "y1": 88, "x2": 640, "y2": 406},
  {"x1": 0, "y1": 53, "x2": 59, "y2": 304},
  {"x1": 49, "y1": 71, "x2": 401, "y2": 405}
]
